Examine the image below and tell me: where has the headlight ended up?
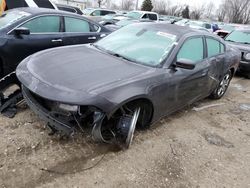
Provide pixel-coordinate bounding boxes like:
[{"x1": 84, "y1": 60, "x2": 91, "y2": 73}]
[
  {"x1": 244, "y1": 53, "x2": 250, "y2": 61},
  {"x1": 58, "y1": 103, "x2": 79, "y2": 112}
]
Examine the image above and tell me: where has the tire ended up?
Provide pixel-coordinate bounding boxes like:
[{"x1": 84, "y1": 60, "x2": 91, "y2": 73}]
[
  {"x1": 0, "y1": 63, "x2": 3, "y2": 78},
  {"x1": 245, "y1": 73, "x2": 250, "y2": 79},
  {"x1": 210, "y1": 70, "x2": 233, "y2": 99}
]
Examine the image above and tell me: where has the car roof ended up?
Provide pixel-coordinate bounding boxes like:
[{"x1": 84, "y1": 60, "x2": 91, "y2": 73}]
[
  {"x1": 130, "y1": 10, "x2": 158, "y2": 14},
  {"x1": 56, "y1": 4, "x2": 80, "y2": 9},
  {"x1": 140, "y1": 23, "x2": 203, "y2": 35}
]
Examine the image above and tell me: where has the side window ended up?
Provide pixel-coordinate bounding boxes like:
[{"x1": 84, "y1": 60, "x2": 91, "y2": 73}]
[
  {"x1": 206, "y1": 38, "x2": 220, "y2": 57},
  {"x1": 64, "y1": 17, "x2": 90, "y2": 32},
  {"x1": 177, "y1": 37, "x2": 204, "y2": 62},
  {"x1": 148, "y1": 14, "x2": 157, "y2": 20},
  {"x1": 142, "y1": 14, "x2": 149, "y2": 19},
  {"x1": 101, "y1": 11, "x2": 111, "y2": 16},
  {"x1": 22, "y1": 16, "x2": 60, "y2": 33},
  {"x1": 205, "y1": 24, "x2": 211, "y2": 29},
  {"x1": 91, "y1": 10, "x2": 101, "y2": 16},
  {"x1": 90, "y1": 24, "x2": 100, "y2": 32}
]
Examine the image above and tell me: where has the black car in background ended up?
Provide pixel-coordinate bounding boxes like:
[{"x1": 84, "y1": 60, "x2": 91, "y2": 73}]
[
  {"x1": 56, "y1": 4, "x2": 83, "y2": 15},
  {"x1": 0, "y1": 7, "x2": 110, "y2": 77},
  {"x1": 225, "y1": 29, "x2": 250, "y2": 78}
]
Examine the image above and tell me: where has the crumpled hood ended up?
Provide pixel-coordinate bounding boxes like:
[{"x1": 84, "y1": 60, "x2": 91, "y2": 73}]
[{"x1": 17, "y1": 44, "x2": 150, "y2": 104}]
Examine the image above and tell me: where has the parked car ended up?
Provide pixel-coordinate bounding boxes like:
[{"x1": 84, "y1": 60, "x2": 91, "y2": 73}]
[
  {"x1": 174, "y1": 19, "x2": 190, "y2": 26},
  {"x1": 17, "y1": 23, "x2": 240, "y2": 148},
  {"x1": 56, "y1": 4, "x2": 83, "y2": 15},
  {"x1": 0, "y1": 8, "x2": 110, "y2": 77},
  {"x1": 225, "y1": 29, "x2": 250, "y2": 78},
  {"x1": 126, "y1": 11, "x2": 159, "y2": 21},
  {"x1": 99, "y1": 14, "x2": 129, "y2": 26},
  {"x1": 83, "y1": 8, "x2": 116, "y2": 22},
  {"x1": 186, "y1": 21, "x2": 213, "y2": 32},
  {"x1": 105, "y1": 19, "x2": 154, "y2": 31}
]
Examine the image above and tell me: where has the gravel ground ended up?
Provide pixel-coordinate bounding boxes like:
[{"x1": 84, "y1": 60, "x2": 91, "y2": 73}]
[{"x1": 0, "y1": 76, "x2": 250, "y2": 188}]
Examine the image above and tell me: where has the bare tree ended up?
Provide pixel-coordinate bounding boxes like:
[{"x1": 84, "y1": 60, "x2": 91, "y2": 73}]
[
  {"x1": 97, "y1": 0, "x2": 106, "y2": 8},
  {"x1": 217, "y1": 3, "x2": 227, "y2": 22},
  {"x1": 219, "y1": 0, "x2": 250, "y2": 23},
  {"x1": 152, "y1": 0, "x2": 170, "y2": 14},
  {"x1": 167, "y1": 5, "x2": 184, "y2": 16},
  {"x1": 121, "y1": 0, "x2": 134, "y2": 10},
  {"x1": 190, "y1": 4, "x2": 206, "y2": 20},
  {"x1": 205, "y1": 2, "x2": 215, "y2": 19}
]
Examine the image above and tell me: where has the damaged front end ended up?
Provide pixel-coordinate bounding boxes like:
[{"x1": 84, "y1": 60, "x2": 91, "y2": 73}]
[
  {"x1": 0, "y1": 72, "x2": 23, "y2": 118},
  {"x1": 22, "y1": 86, "x2": 140, "y2": 148}
]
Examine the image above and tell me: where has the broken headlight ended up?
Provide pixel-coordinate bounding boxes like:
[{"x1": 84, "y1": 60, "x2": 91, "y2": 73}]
[{"x1": 58, "y1": 103, "x2": 79, "y2": 112}]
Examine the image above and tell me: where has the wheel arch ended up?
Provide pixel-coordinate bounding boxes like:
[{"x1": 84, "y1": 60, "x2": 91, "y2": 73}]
[{"x1": 107, "y1": 95, "x2": 155, "y2": 123}]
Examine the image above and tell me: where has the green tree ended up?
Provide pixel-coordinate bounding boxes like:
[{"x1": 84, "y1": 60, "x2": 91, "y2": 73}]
[
  {"x1": 182, "y1": 6, "x2": 190, "y2": 19},
  {"x1": 141, "y1": 0, "x2": 153, "y2": 11}
]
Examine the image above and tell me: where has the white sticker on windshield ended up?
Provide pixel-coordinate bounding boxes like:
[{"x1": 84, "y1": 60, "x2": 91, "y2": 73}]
[{"x1": 157, "y1": 32, "x2": 176, "y2": 40}]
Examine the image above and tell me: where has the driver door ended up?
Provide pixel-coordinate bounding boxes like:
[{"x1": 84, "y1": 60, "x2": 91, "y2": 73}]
[{"x1": 172, "y1": 36, "x2": 210, "y2": 109}]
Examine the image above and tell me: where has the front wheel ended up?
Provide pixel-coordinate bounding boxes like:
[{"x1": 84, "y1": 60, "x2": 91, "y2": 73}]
[{"x1": 210, "y1": 70, "x2": 232, "y2": 99}]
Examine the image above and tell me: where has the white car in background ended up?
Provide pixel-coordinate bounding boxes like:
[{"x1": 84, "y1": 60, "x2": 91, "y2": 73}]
[
  {"x1": 126, "y1": 11, "x2": 159, "y2": 21},
  {"x1": 83, "y1": 8, "x2": 116, "y2": 22}
]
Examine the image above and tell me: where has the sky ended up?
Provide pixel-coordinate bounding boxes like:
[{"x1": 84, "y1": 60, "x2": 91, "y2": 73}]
[{"x1": 136, "y1": 0, "x2": 223, "y2": 8}]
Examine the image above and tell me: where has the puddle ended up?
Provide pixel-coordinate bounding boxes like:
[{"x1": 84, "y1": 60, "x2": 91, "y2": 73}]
[
  {"x1": 230, "y1": 84, "x2": 243, "y2": 91},
  {"x1": 239, "y1": 104, "x2": 250, "y2": 111},
  {"x1": 203, "y1": 132, "x2": 234, "y2": 148}
]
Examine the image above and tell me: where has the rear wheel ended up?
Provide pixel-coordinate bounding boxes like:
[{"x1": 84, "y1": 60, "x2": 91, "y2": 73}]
[{"x1": 210, "y1": 70, "x2": 232, "y2": 99}]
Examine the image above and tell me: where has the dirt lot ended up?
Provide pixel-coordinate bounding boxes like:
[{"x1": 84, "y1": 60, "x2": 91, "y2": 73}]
[{"x1": 0, "y1": 76, "x2": 250, "y2": 188}]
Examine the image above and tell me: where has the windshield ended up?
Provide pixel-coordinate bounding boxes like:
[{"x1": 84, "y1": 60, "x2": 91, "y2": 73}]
[
  {"x1": 0, "y1": 10, "x2": 30, "y2": 29},
  {"x1": 225, "y1": 30, "x2": 250, "y2": 44},
  {"x1": 95, "y1": 24, "x2": 177, "y2": 66},
  {"x1": 126, "y1": 11, "x2": 143, "y2": 19}
]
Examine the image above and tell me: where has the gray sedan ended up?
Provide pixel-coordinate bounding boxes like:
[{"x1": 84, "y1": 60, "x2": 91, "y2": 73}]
[{"x1": 17, "y1": 23, "x2": 241, "y2": 148}]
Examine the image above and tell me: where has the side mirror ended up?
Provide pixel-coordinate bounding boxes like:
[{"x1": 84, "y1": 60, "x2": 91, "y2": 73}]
[
  {"x1": 14, "y1": 27, "x2": 30, "y2": 36},
  {"x1": 175, "y1": 58, "x2": 196, "y2": 70}
]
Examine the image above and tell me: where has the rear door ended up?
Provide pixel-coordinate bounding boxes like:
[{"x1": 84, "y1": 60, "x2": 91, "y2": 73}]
[
  {"x1": 7, "y1": 15, "x2": 64, "y2": 68},
  {"x1": 62, "y1": 16, "x2": 102, "y2": 45},
  {"x1": 205, "y1": 37, "x2": 226, "y2": 93}
]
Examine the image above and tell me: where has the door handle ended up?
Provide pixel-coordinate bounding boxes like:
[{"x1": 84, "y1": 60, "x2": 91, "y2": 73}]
[
  {"x1": 51, "y1": 39, "x2": 62, "y2": 43},
  {"x1": 88, "y1": 36, "x2": 97, "y2": 40}
]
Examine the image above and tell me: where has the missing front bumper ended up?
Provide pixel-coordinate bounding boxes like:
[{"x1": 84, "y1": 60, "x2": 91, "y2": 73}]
[{"x1": 22, "y1": 86, "x2": 75, "y2": 136}]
